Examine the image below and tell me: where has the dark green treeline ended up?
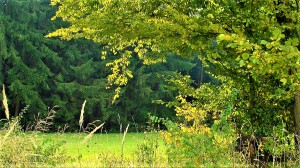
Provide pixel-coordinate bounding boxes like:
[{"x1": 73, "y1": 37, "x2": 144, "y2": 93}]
[{"x1": 0, "y1": 0, "x2": 211, "y2": 132}]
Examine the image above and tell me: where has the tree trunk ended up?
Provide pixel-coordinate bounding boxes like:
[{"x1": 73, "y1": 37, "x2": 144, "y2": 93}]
[
  {"x1": 249, "y1": 76, "x2": 256, "y2": 111},
  {"x1": 249, "y1": 75, "x2": 256, "y2": 133},
  {"x1": 199, "y1": 66, "x2": 204, "y2": 86},
  {"x1": 294, "y1": 92, "x2": 300, "y2": 150},
  {"x1": 14, "y1": 96, "x2": 19, "y2": 117},
  {"x1": 5, "y1": 0, "x2": 8, "y2": 14}
]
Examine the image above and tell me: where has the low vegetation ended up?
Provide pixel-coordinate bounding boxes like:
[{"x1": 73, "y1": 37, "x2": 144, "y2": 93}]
[
  {"x1": 2, "y1": 118, "x2": 300, "y2": 167},
  {"x1": 0, "y1": 90, "x2": 300, "y2": 167},
  {"x1": 0, "y1": 117, "x2": 166, "y2": 167},
  {"x1": 0, "y1": 89, "x2": 168, "y2": 167}
]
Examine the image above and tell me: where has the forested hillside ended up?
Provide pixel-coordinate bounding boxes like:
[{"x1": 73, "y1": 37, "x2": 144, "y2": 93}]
[{"x1": 0, "y1": 0, "x2": 208, "y2": 131}]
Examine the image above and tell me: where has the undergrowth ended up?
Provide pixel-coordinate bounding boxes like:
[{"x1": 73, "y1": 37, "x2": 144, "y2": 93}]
[
  {"x1": 0, "y1": 116, "x2": 68, "y2": 167},
  {"x1": 1, "y1": 85, "x2": 300, "y2": 167}
]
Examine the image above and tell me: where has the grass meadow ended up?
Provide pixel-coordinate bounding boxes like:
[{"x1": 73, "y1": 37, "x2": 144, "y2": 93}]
[
  {"x1": 1, "y1": 88, "x2": 300, "y2": 167},
  {"x1": 45, "y1": 132, "x2": 166, "y2": 166},
  {"x1": 0, "y1": 88, "x2": 169, "y2": 167},
  {"x1": 2, "y1": 117, "x2": 300, "y2": 167},
  {"x1": 1, "y1": 128, "x2": 167, "y2": 167}
]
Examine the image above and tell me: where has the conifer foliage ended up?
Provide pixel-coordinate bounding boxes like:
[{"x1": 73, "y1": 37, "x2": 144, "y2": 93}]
[
  {"x1": 0, "y1": 0, "x2": 55, "y2": 117},
  {"x1": 1, "y1": 0, "x2": 198, "y2": 131}
]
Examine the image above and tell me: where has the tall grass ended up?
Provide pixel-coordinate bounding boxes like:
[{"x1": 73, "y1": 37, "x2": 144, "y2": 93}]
[
  {"x1": 2, "y1": 85, "x2": 9, "y2": 120},
  {"x1": 83, "y1": 122, "x2": 105, "y2": 143},
  {"x1": 79, "y1": 100, "x2": 86, "y2": 132},
  {"x1": 0, "y1": 86, "x2": 68, "y2": 167},
  {"x1": 1, "y1": 86, "x2": 299, "y2": 167},
  {"x1": 121, "y1": 123, "x2": 129, "y2": 162}
]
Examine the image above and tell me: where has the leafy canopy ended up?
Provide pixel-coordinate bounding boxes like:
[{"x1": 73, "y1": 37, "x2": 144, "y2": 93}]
[
  {"x1": 49, "y1": 0, "x2": 300, "y2": 135},
  {"x1": 49, "y1": 0, "x2": 300, "y2": 92}
]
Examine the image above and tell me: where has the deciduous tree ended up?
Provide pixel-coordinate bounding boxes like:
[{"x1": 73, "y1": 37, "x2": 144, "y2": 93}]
[{"x1": 48, "y1": 0, "x2": 300, "y2": 138}]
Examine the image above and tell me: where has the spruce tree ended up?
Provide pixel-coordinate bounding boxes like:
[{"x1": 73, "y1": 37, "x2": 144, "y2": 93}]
[{"x1": 1, "y1": 0, "x2": 54, "y2": 117}]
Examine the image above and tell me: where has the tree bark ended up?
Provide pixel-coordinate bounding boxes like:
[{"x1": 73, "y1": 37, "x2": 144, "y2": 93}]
[
  {"x1": 199, "y1": 66, "x2": 204, "y2": 86},
  {"x1": 5, "y1": 0, "x2": 8, "y2": 14},
  {"x1": 248, "y1": 75, "x2": 256, "y2": 133},
  {"x1": 294, "y1": 92, "x2": 300, "y2": 150},
  {"x1": 14, "y1": 96, "x2": 19, "y2": 117},
  {"x1": 249, "y1": 76, "x2": 256, "y2": 112}
]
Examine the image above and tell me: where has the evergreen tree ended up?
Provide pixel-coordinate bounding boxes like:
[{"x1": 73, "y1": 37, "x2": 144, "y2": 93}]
[
  {"x1": 113, "y1": 55, "x2": 196, "y2": 130},
  {"x1": 0, "y1": 0, "x2": 56, "y2": 118},
  {"x1": 1, "y1": 0, "x2": 203, "y2": 131},
  {"x1": 0, "y1": 0, "x2": 114, "y2": 130}
]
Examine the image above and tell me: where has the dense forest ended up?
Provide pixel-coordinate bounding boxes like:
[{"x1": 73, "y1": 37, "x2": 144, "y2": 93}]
[
  {"x1": 0, "y1": 0, "x2": 211, "y2": 132},
  {"x1": 2, "y1": 0, "x2": 300, "y2": 167}
]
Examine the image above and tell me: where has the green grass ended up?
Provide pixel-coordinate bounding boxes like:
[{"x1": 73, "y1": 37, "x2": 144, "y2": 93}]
[{"x1": 39, "y1": 132, "x2": 166, "y2": 166}]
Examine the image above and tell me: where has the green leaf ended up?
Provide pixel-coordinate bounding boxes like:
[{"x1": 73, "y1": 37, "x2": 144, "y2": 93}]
[
  {"x1": 218, "y1": 34, "x2": 226, "y2": 41},
  {"x1": 226, "y1": 43, "x2": 237, "y2": 48},
  {"x1": 266, "y1": 43, "x2": 272, "y2": 49},
  {"x1": 272, "y1": 29, "x2": 281, "y2": 37},
  {"x1": 280, "y1": 78, "x2": 287, "y2": 85},
  {"x1": 242, "y1": 53, "x2": 249, "y2": 60},
  {"x1": 260, "y1": 40, "x2": 267, "y2": 45},
  {"x1": 249, "y1": 57, "x2": 259, "y2": 64},
  {"x1": 272, "y1": 29, "x2": 285, "y2": 39},
  {"x1": 292, "y1": 38, "x2": 299, "y2": 46},
  {"x1": 239, "y1": 60, "x2": 245, "y2": 67},
  {"x1": 289, "y1": 84, "x2": 295, "y2": 90}
]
